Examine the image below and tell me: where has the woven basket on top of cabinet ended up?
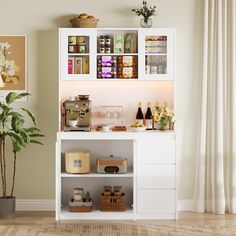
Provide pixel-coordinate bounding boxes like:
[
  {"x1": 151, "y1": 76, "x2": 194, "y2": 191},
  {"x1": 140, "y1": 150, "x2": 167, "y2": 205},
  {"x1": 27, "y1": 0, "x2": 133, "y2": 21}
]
[
  {"x1": 100, "y1": 194, "x2": 125, "y2": 212},
  {"x1": 70, "y1": 18, "x2": 99, "y2": 28}
]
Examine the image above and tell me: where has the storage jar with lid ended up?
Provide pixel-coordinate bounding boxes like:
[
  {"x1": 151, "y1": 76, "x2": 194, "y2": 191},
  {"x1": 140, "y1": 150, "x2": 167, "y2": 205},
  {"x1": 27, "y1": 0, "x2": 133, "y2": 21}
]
[{"x1": 65, "y1": 151, "x2": 90, "y2": 174}]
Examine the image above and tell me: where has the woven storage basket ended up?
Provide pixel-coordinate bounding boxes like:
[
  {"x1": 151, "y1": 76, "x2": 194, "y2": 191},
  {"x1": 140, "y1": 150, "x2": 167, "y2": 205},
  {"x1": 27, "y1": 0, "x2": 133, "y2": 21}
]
[
  {"x1": 69, "y1": 205, "x2": 93, "y2": 212},
  {"x1": 70, "y1": 17, "x2": 99, "y2": 28},
  {"x1": 100, "y1": 194, "x2": 125, "y2": 212}
]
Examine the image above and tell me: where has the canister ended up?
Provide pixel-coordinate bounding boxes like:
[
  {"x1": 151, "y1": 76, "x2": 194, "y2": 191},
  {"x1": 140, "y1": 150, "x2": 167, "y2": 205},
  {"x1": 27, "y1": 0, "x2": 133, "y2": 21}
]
[
  {"x1": 65, "y1": 151, "x2": 90, "y2": 174},
  {"x1": 74, "y1": 188, "x2": 83, "y2": 201}
]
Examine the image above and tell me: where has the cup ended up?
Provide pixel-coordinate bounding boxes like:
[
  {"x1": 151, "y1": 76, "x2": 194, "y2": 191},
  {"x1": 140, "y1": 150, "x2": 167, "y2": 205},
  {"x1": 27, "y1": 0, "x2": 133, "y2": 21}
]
[
  {"x1": 68, "y1": 120, "x2": 78, "y2": 127},
  {"x1": 101, "y1": 125, "x2": 110, "y2": 132}
]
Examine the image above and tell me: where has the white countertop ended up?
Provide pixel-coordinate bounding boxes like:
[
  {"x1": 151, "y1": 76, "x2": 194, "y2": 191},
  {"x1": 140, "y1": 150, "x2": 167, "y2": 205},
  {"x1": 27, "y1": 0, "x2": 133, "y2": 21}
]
[{"x1": 57, "y1": 130, "x2": 177, "y2": 140}]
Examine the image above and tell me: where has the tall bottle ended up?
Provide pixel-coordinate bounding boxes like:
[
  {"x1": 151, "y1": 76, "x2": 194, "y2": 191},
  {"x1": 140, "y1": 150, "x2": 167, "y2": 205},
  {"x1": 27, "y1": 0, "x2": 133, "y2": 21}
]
[
  {"x1": 136, "y1": 102, "x2": 144, "y2": 125},
  {"x1": 153, "y1": 102, "x2": 160, "y2": 130},
  {"x1": 145, "y1": 101, "x2": 152, "y2": 130}
]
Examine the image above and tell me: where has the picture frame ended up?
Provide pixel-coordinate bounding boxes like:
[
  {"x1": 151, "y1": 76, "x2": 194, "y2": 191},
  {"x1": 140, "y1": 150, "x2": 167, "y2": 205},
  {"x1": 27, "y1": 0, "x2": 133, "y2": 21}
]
[{"x1": 0, "y1": 35, "x2": 27, "y2": 101}]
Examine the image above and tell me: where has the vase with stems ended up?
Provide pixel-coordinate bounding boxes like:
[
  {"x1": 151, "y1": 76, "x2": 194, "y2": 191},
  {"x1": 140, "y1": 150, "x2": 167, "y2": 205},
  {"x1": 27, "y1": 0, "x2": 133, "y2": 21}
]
[{"x1": 132, "y1": 1, "x2": 157, "y2": 28}]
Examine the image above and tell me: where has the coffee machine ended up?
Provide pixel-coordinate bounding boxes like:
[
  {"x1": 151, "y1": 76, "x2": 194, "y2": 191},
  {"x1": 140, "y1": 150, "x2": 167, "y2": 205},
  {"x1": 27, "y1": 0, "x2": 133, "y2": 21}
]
[{"x1": 63, "y1": 95, "x2": 91, "y2": 131}]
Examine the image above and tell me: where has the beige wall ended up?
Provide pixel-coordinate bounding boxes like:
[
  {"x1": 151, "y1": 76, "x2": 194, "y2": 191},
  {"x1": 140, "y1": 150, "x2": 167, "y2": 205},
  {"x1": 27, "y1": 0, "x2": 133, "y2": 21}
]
[{"x1": 0, "y1": 0, "x2": 203, "y2": 200}]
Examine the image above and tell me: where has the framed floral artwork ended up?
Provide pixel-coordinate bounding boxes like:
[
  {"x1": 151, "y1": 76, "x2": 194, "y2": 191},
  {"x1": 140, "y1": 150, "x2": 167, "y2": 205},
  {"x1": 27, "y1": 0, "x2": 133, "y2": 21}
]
[{"x1": 0, "y1": 35, "x2": 27, "y2": 100}]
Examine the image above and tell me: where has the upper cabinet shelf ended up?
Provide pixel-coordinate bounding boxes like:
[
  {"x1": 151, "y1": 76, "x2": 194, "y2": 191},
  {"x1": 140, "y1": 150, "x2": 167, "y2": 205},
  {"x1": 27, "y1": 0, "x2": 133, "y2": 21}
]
[{"x1": 59, "y1": 28, "x2": 175, "y2": 81}]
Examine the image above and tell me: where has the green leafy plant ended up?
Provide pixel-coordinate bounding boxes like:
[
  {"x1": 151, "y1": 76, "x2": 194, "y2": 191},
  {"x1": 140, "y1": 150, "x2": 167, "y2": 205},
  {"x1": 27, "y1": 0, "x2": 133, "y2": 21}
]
[
  {"x1": 132, "y1": 1, "x2": 157, "y2": 23},
  {"x1": 0, "y1": 92, "x2": 44, "y2": 198}
]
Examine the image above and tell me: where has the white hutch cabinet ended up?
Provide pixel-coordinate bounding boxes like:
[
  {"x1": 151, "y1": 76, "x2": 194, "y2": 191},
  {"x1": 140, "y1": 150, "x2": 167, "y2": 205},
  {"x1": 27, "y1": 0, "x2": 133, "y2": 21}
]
[{"x1": 56, "y1": 28, "x2": 177, "y2": 221}]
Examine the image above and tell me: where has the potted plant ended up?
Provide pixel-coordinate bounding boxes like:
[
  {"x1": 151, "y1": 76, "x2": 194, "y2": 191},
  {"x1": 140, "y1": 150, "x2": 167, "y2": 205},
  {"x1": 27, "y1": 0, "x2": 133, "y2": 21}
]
[
  {"x1": 0, "y1": 92, "x2": 44, "y2": 217},
  {"x1": 153, "y1": 102, "x2": 175, "y2": 130},
  {"x1": 132, "y1": 1, "x2": 157, "y2": 28}
]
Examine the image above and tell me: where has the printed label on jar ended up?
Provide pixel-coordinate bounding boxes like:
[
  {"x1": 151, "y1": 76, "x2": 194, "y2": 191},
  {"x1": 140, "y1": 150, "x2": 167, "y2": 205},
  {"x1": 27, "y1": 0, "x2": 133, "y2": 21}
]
[
  {"x1": 74, "y1": 195, "x2": 82, "y2": 201},
  {"x1": 73, "y1": 159, "x2": 82, "y2": 167}
]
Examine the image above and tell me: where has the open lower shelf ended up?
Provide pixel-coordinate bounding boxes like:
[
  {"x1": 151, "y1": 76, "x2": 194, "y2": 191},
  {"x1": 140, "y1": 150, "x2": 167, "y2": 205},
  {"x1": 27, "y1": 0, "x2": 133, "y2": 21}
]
[
  {"x1": 60, "y1": 207, "x2": 134, "y2": 220},
  {"x1": 61, "y1": 172, "x2": 134, "y2": 178}
]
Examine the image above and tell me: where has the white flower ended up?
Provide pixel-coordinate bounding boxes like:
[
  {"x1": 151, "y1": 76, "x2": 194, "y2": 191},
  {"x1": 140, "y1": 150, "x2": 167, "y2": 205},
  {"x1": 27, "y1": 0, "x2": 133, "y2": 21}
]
[
  {"x1": 5, "y1": 60, "x2": 15, "y2": 76},
  {"x1": 7, "y1": 68, "x2": 15, "y2": 76},
  {"x1": 0, "y1": 42, "x2": 11, "y2": 50},
  {"x1": 5, "y1": 60, "x2": 15, "y2": 69}
]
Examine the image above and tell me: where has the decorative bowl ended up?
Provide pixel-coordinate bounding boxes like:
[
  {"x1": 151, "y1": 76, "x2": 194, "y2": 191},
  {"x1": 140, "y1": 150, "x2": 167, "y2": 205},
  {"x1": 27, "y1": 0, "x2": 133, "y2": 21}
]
[{"x1": 129, "y1": 126, "x2": 147, "y2": 132}]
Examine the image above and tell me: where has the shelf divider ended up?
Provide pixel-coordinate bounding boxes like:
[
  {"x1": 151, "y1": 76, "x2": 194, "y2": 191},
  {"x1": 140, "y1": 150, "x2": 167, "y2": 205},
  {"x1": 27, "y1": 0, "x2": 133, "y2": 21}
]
[{"x1": 61, "y1": 171, "x2": 134, "y2": 178}]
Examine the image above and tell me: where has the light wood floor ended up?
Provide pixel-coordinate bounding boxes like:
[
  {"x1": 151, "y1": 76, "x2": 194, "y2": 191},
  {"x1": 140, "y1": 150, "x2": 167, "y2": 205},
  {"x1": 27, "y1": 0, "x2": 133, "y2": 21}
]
[{"x1": 0, "y1": 212, "x2": 235, "y2": 226}]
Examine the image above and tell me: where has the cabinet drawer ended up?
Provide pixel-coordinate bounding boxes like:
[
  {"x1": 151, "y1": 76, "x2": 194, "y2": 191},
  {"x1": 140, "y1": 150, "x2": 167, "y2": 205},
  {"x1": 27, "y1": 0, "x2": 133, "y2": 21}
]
[
  {"x1": 137, "y1": 139, "x2": 175, "y2": 163},
  {"x1": 137, "y1": 189, "x2": 176, "y2": 214},
  {"x1": 137, "y1": 164, "x2": 176, "y2": 189}
]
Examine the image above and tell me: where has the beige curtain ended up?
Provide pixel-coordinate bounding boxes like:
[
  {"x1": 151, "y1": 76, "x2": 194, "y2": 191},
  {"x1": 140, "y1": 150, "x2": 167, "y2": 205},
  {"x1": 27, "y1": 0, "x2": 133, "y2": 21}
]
[{"x1": 193, "y1": 0, "x2": 236, "y2": 214}]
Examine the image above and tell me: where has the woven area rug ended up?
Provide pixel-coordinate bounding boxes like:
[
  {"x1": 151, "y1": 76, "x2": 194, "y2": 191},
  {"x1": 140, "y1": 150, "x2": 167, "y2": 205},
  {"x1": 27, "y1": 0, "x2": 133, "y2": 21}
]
[{"x1": 0, "y1": 224, "x2": 236, "y2": 236}]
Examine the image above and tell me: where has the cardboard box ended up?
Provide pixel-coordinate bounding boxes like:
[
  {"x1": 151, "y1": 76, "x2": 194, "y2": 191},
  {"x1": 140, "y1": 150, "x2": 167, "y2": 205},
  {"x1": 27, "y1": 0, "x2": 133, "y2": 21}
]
[
  {"x1": 74, "y1": 57, "x2": 83, "y2": 74},
  {"x1": 114, "y1": 34, "x2": 124, "y2": 53},
  {"x1": 83, "y1": 57, "x2": 89, "y2": 74}
]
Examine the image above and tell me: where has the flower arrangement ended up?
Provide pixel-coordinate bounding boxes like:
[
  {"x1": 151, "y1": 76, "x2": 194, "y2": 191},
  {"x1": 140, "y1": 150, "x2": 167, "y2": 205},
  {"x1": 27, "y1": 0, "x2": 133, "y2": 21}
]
[
  {"x1": 132, "y1": 1, "x2": 157, "y2": 24},
  {"x1": 153, "y1": 102, "x2": 175, "y2": 130},
  {"x1": 0, "y1": 42, "x2": 19, "y2": 85}
]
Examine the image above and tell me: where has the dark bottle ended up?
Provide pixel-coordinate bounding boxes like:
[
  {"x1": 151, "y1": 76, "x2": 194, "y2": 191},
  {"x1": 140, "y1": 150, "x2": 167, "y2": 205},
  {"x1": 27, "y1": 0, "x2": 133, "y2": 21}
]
[
  {"x1": 136, "y1": 102, "x2": 144, "y2": 125},
  {"x1": 145, "y1": 101, "x2": 152, "y2": 130}
]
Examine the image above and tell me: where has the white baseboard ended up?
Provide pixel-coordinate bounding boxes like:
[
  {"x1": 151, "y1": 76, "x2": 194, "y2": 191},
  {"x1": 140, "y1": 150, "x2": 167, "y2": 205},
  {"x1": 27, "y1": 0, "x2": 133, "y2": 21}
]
[
  {"x1": 16, "y1": 199, "x2": 193, "y2": 212},
  {"x1": 16, "y1": 199, "x2": 55, "y2": 211}
]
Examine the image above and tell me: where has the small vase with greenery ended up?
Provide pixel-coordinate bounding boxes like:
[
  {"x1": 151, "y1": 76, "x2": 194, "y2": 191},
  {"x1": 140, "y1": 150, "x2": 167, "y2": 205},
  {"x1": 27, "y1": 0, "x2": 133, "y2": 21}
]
[
  {"x1": 132, "y1": 1, "x2": 157, "y2": 28},
  {"x1": 0, "y1": 92, "x2": 44, "y2": 217}
]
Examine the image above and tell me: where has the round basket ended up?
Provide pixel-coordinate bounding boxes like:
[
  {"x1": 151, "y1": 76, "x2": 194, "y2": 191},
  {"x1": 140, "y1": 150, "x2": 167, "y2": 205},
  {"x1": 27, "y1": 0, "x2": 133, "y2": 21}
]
[{"x1": 70, "y1": 17, "x2": 99, "y2": 28}]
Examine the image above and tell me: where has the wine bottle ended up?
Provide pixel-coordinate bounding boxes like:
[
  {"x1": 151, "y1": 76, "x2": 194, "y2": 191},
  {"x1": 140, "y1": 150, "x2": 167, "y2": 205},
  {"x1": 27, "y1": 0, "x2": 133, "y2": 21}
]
[
  {"x1": 136, "y1": 102, "x2": 144, "y2": 125},
  {"x1": 153, "y1": 102, "x2": 160, "y2": 130},
  {"x1": 145, "y1": 101, "x2": 152, "y2": 130}
]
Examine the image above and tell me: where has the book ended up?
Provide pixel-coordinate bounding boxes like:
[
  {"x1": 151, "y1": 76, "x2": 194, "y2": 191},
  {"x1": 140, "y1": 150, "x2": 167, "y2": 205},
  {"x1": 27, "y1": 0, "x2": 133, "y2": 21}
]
[
  {"x1": 74, "y1": 57, "x2": 83, "y2": 74},
  {"x1": 82, "y1": 57, "x2": 89, "y2": 74},
  {"x1": 114, "y1": 34, "x2": 124, "y2": 53},
  {"x1": 68, "y1": 57, "x2": 74, "y2": 74}
]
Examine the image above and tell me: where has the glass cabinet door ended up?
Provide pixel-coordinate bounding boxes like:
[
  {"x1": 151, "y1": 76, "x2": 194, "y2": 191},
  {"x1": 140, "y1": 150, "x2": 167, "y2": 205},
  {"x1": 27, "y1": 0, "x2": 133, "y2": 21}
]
[
  {"x1": 96, "y1": 30, "x2": 139, "y2": 80},
  {"x1": 60, "y1": 28, "x2": 96, "y2": 80},
  {"x1": 139, "y1": 29, "x2": 174, "y2": 80}
]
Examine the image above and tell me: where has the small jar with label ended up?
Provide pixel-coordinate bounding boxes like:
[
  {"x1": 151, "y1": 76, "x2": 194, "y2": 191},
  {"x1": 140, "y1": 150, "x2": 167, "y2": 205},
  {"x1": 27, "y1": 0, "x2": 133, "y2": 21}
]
[
  {"x1": 68, "y1": 45, "x2": 77, "y2": 53},
  {"x1": 99, "y1": 36, "x2": 105, "y2": 47},
  {"x1": 158, "y1": 63, "x2": 166, "y2": 74},
  {"x1": 105, "y1": 47, "x2": 111, "y2": 54},
  {"x1": 74, "y1": 188, "x2": 83, "y2": 201},
  {"x1": 105, "y1": 36, "x2": 111, "y2": 47},
  {"x1": 150, "y1": 64, "x2": 158, "y2": 74},
  {"x1": 100, "y1": 47, "x2": 105, "y2": 54},
  {"x1": 145, "y1": 65, "x2": 150, "y2": 74}
]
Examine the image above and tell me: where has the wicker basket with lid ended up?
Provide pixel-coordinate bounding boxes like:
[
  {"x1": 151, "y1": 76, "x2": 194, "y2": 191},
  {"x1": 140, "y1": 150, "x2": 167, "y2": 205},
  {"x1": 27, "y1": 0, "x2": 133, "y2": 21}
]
[{"x1": 70, "y1": 15, "x2": 99, "y2": 28}]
